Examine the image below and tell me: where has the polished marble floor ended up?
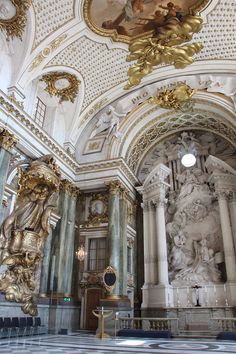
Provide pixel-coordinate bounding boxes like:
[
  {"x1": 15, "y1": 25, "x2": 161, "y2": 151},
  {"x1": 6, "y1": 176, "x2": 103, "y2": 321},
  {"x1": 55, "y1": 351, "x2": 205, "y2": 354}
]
[{"x1": 0, "y1": 333, "x2": 236, "y2": 354}]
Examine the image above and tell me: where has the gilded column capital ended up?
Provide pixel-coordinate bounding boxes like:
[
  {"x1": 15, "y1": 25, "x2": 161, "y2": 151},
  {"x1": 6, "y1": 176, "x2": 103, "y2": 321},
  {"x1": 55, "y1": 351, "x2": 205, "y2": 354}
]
[
  {"x1": 106, "y1": 180, "x2": 123, "y2": 195},
  {"x1": 60, "y1": 179, "x2": 80, "y2": 198},
  {"x1": 120, "y1": 186, "x2": 129, "y2": 200},
  {"x1": 0, "y1": 127, "x2": 18, "y2": 153}
]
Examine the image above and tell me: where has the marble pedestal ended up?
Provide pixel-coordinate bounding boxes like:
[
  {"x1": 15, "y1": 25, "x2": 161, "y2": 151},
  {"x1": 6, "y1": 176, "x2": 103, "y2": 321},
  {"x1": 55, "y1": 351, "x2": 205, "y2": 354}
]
[{"x1": 142, "y1": 284, "x2": 173, "y2": 308}]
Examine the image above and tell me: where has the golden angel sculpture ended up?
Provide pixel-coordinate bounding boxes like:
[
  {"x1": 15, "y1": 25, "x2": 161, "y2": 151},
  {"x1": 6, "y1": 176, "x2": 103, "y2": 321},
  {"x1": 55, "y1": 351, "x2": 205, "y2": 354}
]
[{"x1": 0, "y1": 155, "x2": 61, "y2": 316}]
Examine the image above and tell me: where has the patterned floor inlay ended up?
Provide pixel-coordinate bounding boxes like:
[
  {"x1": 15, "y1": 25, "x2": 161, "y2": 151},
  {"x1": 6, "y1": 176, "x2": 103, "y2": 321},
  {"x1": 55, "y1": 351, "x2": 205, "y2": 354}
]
[{"x1": 0, "y1": 334, "x2": 236, "y2": 354}]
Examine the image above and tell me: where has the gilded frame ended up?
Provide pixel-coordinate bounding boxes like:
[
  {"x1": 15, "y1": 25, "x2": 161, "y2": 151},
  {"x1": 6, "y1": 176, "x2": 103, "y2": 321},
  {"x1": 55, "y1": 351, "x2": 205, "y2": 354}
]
[{"x1": 40, "y1": 72, "x2": 80, "y2": 104}]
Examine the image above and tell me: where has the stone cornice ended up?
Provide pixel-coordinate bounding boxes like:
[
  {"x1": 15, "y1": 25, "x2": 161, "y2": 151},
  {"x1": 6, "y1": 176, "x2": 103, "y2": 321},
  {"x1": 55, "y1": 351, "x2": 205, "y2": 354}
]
[
  {"x1": 205, "y1": 155, "x2": 236, "y2": 175},
  {"x1": 76, "y1": 158, "x2": 139, "y2": 186},
  {"x1": 0, "y1": 92, "x2": 78, "y2": 170},
  {"x1": 0, "y1": 93, "x2": 139, "y2": 190}
]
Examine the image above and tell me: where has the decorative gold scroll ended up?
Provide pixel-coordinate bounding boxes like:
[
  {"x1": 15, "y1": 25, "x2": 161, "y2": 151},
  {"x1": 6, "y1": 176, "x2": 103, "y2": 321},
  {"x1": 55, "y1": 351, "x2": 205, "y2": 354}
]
[
  {"x1": 40, "y1": 72, "x2": 80, "y2": 104},
  {"x1": 0, "y1": 155, "x2": 60, "y2": 316},
  {"x1": 0, "y1": 0, "x2": 31, "y2": 40},
  {"x1": 125, "y1": 14, "x2": 203, "y2": 89},
  {"x1": 149, "y1": 83, "x2": 195, "y2": 110}
]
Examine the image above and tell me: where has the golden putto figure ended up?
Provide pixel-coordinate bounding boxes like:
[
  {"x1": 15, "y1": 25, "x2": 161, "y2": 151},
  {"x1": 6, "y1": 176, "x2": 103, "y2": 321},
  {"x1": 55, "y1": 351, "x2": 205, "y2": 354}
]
[{"x1": 0, "y1": 155, "x2": 60, "y2": 316}]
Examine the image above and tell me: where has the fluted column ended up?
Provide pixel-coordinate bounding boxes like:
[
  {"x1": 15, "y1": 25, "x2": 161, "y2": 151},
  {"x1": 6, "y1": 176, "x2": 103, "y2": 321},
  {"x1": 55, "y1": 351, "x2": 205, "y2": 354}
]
[
  {"x1": 142, "y1": 201, "x2": 151, "y2": 285},
  {"x1": 229, "y1": 192, "x2": 236, "y2": 251},
  {"x1": 217, "y1": 191, "x2": 236, "y2": 282},
  {"x1": 154, "y1": 195, "x2": 169, "y2": 285},
  {"x1": 0, "y1": 128, "x2": 17, "y2": 223}
]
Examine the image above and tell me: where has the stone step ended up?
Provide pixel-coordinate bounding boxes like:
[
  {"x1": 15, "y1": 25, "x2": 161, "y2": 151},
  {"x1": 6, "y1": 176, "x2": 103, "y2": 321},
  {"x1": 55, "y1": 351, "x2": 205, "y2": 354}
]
[{"x1": 176, "y1": 330, "x2": 218, "y2": 339}]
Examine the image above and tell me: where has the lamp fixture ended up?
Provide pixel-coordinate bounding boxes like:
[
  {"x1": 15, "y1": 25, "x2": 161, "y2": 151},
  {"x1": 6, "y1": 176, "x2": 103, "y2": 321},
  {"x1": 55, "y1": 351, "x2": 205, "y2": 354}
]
[
  {"x1": 76, "y1": 245, "x2": 87, "y2": 261},
  {"x1": 181, "y1": 153, "x2": 196, "y2": 168}
]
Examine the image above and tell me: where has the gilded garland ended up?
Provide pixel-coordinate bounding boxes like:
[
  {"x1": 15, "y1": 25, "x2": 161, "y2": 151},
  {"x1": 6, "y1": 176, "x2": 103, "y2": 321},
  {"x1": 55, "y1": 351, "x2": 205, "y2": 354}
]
[
  {"x1": 0, "y1": 0, "x2": 31, "y2": 40},
  {"x1": 41, "y1": 72, "x2": 80, "y2": 104},
  {"x1": 0, "y1": 155, "x2": 60, "y2": 316}
]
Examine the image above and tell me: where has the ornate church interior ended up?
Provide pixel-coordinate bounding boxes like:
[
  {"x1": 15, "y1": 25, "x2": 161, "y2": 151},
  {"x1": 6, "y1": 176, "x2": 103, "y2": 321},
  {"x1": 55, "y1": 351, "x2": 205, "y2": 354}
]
[{"x1": 0, "y1": 0, "x2": 236, "y2": 353}]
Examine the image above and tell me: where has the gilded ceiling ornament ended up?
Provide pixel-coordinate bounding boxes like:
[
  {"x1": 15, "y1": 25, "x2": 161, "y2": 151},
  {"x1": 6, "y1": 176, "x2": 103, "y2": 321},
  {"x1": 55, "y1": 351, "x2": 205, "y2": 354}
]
[
  {"x1": 41, "y1": 72, "x2": 80, "y2": 104},
  {"x1": 149, "y1": 83, "x2": 195, "y2": 110},
  {"x1": 0, "y1": 155, "x2": 60, "y2": 316},
  {"x1": 29, "y1": 34, "x2": 67, "y2": 72},
  {"x1": 125, "y1": 14, "x2": 203, "y2": 89},
  {"x1": 0, "y1": 0, "x2": 31, "y2": 40}
]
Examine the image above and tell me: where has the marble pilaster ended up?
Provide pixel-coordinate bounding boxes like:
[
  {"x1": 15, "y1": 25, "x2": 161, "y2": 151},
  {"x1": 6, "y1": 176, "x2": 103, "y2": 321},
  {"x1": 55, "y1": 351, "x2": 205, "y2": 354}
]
[
  {"x1": 148, "y1": 201, "x2": 157, "y2": 284},
  {"x1": 154, "y1": 195, "x2": 169, "y2": 285},
  {"x1": 142, "y1": 201, "x2": 151, "y2": 286},
  {"x1": 0, "y1": 128, "x2": 17, "y2": 222},
  {"x1": 217, "y1": 192, "x2": 236, "y2": 283},
  {"x1": 229, "y1": 192, "x2": 236, "y2": 251}
]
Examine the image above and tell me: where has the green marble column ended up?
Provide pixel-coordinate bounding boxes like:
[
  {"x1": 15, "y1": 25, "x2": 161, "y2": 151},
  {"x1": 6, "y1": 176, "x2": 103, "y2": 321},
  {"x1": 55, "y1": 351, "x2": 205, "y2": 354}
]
[
  {"x1": 56, "y1": 180, "x2": 79, "y2": 295},
  {"x1": 107, "y1": 181, "x2": 130, "y2": 299},
  {"x1": 0, "y1": 128, "x2": 17, "y2": 223},
  {"x1": 119, "y1": 187, "x2": 128, "y2": 296},
  {"x1": 39, "y1": 228, "x2": 53, "y2": 295},
  {"x1": 108, "y1": 181, "x2": 121, "y2": 296}
]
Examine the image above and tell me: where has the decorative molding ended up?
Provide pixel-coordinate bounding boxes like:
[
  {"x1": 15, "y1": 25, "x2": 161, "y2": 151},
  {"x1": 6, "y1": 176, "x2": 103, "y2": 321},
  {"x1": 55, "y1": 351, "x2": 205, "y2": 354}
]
[
  {"x1": 0, "y1": 93, "x2": 78, "y2": 170},
  {"x1": 80, "y1": 98, "x2": 108, "y2": 127},
  {"x1": 0, "y1": 127, "x2": 18, "y2": 153},
  {"x1": 41, "y1": 72, "x2": 80, "y2": 104},
  {"x1": 125, "y1": 108, "x2": 236, "y2": 173},
  {"x1": 0, "y1": 0, "x2": 31, "y2": 40},
  {"x1": 29, "y1": 34, "x2": 67, "y2": 72}
]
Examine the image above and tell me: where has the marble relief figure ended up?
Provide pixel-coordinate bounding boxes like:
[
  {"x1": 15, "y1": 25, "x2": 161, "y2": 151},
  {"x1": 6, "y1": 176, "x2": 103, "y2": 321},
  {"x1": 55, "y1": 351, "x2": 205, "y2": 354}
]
[{"x1": 167, "y1": 168, "x2": 223, "y2": 285}]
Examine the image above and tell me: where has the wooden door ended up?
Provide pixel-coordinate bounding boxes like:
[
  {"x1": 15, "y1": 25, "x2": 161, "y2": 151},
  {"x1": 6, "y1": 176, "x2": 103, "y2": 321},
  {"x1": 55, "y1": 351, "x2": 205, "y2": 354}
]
[{"x1": 86, "y1": 288, "x2": 102, "y2": 330}]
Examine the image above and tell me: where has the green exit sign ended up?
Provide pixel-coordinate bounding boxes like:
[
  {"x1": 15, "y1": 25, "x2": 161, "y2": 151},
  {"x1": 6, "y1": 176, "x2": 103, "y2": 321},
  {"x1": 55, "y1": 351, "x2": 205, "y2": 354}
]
[{"x1": 63, "y1": 297, "x2": 71, "y2": 302}]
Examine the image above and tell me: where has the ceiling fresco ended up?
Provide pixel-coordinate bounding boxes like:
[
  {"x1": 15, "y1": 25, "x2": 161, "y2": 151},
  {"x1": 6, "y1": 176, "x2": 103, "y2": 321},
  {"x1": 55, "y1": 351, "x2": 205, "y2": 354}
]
[{"x1": 84, "y1": 0, "x2": 209, "y2": 42}]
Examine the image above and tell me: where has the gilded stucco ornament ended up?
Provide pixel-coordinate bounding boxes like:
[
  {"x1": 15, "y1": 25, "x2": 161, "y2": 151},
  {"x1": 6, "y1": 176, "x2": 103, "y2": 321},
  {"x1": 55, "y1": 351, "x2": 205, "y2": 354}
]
[
  {"x1": 41, "y1": 72, "x2": 80, "y2": 104},
  {"x1": 149, "y1": 83, "x2": 195, "y2": 110},
  {"x1": 86, "y1": 193, "x2": 108, "y2": 226},
  {"x1": 125, "y1": 14, "x2": 203, "y2": 89},
  {"x1": 0, "y1": 155, "x2": 60, "y2": 316},
  {"x1": 0, "y1": 0, "x2": 31, "y2": 40},
  {"x1": 0, "y1": 127, "x2": 18, "y2": 153}
]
